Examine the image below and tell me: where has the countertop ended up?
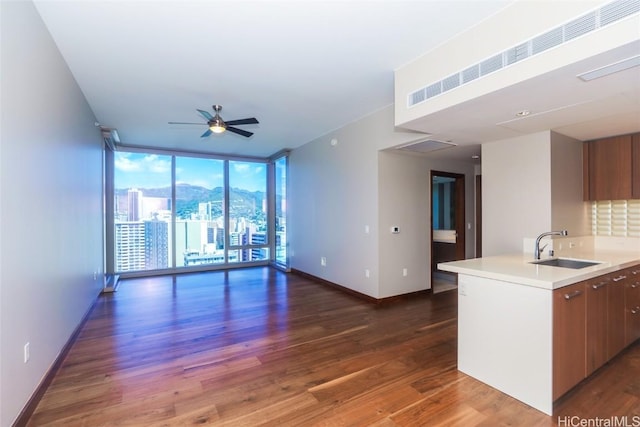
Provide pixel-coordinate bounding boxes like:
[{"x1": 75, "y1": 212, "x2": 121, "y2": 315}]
[{"x1": 438, "y1": 249, "x2": 640, "y2": 290}]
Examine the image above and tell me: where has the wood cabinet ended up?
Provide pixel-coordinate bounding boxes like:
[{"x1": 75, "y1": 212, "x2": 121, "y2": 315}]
[
  {"x1": 554, "y1": 264, "x2": 640, "y2": 400},
  {"x1": 626, "y1": 267, "x2": 640, "y2": 346},
  {"x1": 584, "y1": 134, "x2": 633, "y2": 200},
  {"x1": 553, "y1": 281, "x2": 586, "y2": 400},
  {"x1": 607, "y1": 273, "x2": 627, "y2": 359},
  {"x1": 585, "y1": 276, "x2": 608, "y2": 375}
]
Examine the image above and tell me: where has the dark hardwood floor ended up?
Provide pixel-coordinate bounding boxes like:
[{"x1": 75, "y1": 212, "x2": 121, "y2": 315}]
[{"x1": 26, "y1": 267, "x2": 640, "y2": 426}]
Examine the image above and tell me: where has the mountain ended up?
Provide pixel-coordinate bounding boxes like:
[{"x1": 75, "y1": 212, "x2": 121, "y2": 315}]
[{"x1": 115, "y1": 184, "x2": 265, "y2": 219}]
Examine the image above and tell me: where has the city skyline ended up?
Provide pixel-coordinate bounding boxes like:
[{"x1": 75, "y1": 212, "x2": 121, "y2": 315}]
[{"x1": 113, "y1": 151, "x2": 285, "y2": 272}]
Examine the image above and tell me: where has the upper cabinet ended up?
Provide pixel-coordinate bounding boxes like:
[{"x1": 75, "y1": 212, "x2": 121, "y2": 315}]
[{"x1": 584, "y1": 133, "x2": 640, "y2": 201}]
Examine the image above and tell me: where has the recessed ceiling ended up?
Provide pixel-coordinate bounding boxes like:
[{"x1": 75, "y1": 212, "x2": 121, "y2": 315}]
[{"x1": 32, "y1": 0, "x2": 514, "y2": 158}]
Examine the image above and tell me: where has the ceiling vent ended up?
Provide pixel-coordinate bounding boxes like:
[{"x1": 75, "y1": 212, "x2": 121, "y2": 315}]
[
  {"x1": 397, "y1": 139, "x2": 456, "y2": 153},
  {"x1": 407, "y1": 0, "x2": 640, "y2": 107}
]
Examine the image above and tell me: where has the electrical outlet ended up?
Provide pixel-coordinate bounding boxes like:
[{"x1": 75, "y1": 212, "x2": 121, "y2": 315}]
[
  {"x1": 24, "y1": 342, "x2": 30, "y2": 363},
  {"x1": 365, "y1": 269, "x2": 370, "y2": 278},
  {"x1": 320, "y1": 257, "x2": 327, "y2": 266},
  {"x1": 402, "y1": 268, "x2": 408, "y2": 277}
]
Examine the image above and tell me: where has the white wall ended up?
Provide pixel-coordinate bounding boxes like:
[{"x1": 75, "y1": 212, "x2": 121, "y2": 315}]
[
  {"x1": 482, "y1": 131, "x2": 553, "y2": 256},
  {"x1": 0, "y1": 2, "x2": 104, "y2": 425},
  {"x1": 482, "y1": 130, "x2": 590, "y2": 256},
  {"x1": 290, "y1": 104, "x2": 478, "y2": 298},
  {"x1": 290, "y1": 105, "x2": 457, "y2": 298},
  {"x1": 289, "y1": 109, "x2": 382, "y2": 297},
  {"x1": 378, "y1": 151, "x2": 476, "y2": 298}
]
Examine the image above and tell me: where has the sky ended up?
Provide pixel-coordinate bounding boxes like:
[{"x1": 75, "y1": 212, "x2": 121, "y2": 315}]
[{"x1": 114, "y1": 152, "x2": 267, "y2": 192}]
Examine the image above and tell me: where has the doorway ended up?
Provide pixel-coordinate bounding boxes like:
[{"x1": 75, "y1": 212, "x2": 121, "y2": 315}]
[{"x1": 431, "y1": 171, "x2": 465, "y2": 293}]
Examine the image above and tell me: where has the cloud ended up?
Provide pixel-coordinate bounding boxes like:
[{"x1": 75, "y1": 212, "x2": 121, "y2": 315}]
[
  {"x1": 115, "y1": 153, "x2": 170, "y2": 174},
  {"x1": 114, "y1": 153, "x2": 140, "y2": 172},
  {"x1": 233, "y1": 163, "x2": 251, "y2": 173},
  {"x1": 143, "y1": 154, "x2": 171, "y2": 173}
]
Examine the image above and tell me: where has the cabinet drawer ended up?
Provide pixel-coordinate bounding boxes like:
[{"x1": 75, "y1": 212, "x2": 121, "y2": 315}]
[{"x1": 626, "y1": 272, "x2": 640, "y2": 345}]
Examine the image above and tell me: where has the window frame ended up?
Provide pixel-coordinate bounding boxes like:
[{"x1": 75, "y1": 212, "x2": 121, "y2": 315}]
[{"x1": 107, "y1": 146, "x2": 272, "y2": 277}]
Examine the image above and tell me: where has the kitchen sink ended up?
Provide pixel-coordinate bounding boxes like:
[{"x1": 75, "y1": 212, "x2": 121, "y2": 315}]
[{"x1": 530, "y1": 258, "x2": 601, "y2": 269}]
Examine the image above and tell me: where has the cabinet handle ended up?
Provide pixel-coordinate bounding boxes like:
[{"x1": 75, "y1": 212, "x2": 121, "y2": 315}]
[
  {"x1": 632, "y1": 307, "x2": 640, "y2": 315},
  {"x1": 631, "y1": 282, "x2": 640, "y2": 289},
  {"x1": 592, "y1": 282, "x2": 608, "y2": 290},
  {"x1": 564, "y1": 290, "x2": 583, "y2": 300},
  {"x1": 612, "y1": 275, "x2": 627, "y2": 282}
]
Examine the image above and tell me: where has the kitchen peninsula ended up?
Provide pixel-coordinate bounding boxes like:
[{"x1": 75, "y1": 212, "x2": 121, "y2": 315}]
[{"x1": 439, "y1": 238, "x2": 640, "y2": 415}]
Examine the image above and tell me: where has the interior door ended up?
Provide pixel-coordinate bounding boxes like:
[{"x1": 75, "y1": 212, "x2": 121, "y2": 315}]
[{"x1": 431, "y1": 171, "x2": 465, "y2": 272}]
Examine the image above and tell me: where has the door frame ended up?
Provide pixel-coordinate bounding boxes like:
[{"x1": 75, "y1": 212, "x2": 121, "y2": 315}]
[{"x1": 430, "y1": 170, "x2": 465, "y2": 278}]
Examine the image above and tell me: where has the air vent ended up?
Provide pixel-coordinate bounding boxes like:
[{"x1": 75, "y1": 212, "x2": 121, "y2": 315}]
[
  {"x1": 442, "y1": 74, "x2": 460, "y2": 91},
  {"x1": 397, "y1": 139, "x2": 457, "y2": 153},
  {"x1": 462, "y1": 65, "x2": 480, "y2": 83},
  {"x1": 426, "y1": 82, "x2": 442, "y2": 98},
  {"x1": 531, "y1": 27, "x2": 563, "y2": 55},
  {"x1": 564, "y1": 12, "x2": 596, "y2": 41},
  {"x1": 480, "y1": 54, "x2": 503, "y2": 76},
  {"x1": 600, "y1": 0, "x2": 640, "y2": 26},
  {"x1": 407, "y1": 0, "x2": 640, "y2": 107},
  {"x1": 410, "y1": 89, "x2": 426, "y2": 105},
  {"x1": 505, "y1": 42, "x2": 530, "y2": 65}
]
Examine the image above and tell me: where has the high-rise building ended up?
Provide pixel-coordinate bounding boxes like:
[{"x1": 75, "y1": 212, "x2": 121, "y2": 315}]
[
  {"x1": 216, "y1": 227, "x2": 225, "y2": 250},
  {"x1": 127, "y1": 189, "x2": 143, "y2": 221},
  {"x1": 251, "y1": 232, "x2": 268, "y2": 261},
  {"x1": 115, "y1": 222, "x2": 145, "y2": 271},
  {"x1": 145, "y1": 217, "x2": 169, "y2": 269}
]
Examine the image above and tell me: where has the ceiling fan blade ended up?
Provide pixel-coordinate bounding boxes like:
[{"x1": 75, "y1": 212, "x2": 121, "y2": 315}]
[
  {"x1": 226, "y1": 126, "x2": 253, "y2": 137},
  {"x1": 225, "y1": 117, "x2": 259, "y2": 126},
  {"x1": 168, "y1": 121, "x2": 206, "y2": 125},
  {"x1": 200, "y1": 129, "x2": 213, "y2": 138},
  {"x1": 197, "y1": 109, "x2": 213, "y2": 120}
]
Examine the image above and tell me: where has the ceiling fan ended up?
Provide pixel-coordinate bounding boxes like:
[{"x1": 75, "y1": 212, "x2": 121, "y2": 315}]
[{"x1": 169, "y1": 104, "x2": 259, "y2": 138}]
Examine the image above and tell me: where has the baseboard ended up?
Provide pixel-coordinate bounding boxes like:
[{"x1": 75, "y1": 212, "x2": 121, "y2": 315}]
[
  {"x1": 290, "y1": 269, "x2": 431, "y2": 304},
  {"x1": 12, "y1": 292, "x2": 102, "y2": 427}
]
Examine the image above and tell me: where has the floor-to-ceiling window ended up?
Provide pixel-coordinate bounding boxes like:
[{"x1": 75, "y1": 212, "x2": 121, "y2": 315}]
[
  {"x1": 175, "y1": 156, "x2": 225, "y2": 267},
  {"x1": 273, "y1": 155, "x2": 288, "y2": 269},
  {"x1": 111, "y1": 150, "x2": 271, "y2": 274},
  {"x1": 114, "y1": 152, "x2": 173, "y2": 272},
  {"x1": 228, "y1": 160, "x2": 268, "y2": 263}
]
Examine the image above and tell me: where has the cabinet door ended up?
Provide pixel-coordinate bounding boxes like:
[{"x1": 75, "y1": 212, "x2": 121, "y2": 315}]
[
  {"x1": 608, "y1": 272, "x2": 627, "y2": 358},
  {"x1": 626, "y1": 268, "x2": 640, "y2": 345},
  {"x1": 586, "y1": 277, "x2": 608, "y2": 375},
  {"x1": 587, "y1": 135, "x2": 632, "y2": 200},
  {"x1": 553, "y1": 282, "x2": 586, "y2": 400}
]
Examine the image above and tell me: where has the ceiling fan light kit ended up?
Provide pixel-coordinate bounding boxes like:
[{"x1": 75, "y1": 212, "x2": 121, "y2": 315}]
[{"x1": 169, "y1": 104, "x2": 259, "y2": 138}]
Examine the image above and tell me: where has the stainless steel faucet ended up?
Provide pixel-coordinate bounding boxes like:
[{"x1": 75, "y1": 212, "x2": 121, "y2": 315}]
[{"x1": 534, "y1": 230, "x2": 568, "y2": 260}]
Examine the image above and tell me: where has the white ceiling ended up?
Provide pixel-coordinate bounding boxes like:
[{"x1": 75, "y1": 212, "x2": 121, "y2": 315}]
[
  {"x1": 33, "y1": 1, "x2": 640, "y2": 162},
  {"x1": 32, "y1": 0, "x2": 514, "y2": 159}
]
